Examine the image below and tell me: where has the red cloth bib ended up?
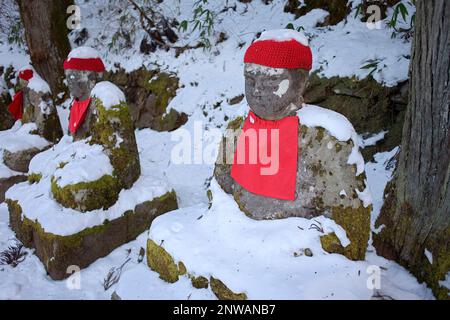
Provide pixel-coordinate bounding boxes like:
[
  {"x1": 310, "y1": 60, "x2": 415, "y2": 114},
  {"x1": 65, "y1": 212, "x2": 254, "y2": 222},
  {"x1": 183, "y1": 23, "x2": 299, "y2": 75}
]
[
  {"x1": 8, "y1": 91, "x2": 24, "y2": 120},
  {"x1": 69, "y1": 98, "x2": 91, "y2": 134},
  {"x1": 231, "y1": 111, "x2": 299, "y2": 201}
]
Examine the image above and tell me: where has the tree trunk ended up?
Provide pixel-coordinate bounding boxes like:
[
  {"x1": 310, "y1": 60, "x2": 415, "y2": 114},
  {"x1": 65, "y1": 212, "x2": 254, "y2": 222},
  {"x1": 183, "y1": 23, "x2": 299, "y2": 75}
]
[
  {"x1": 373, "y1": 0, "x2": 450, "y2": 300},
  {"x1": 17, "y1": 0, "x2": 73, "y2": 98}
]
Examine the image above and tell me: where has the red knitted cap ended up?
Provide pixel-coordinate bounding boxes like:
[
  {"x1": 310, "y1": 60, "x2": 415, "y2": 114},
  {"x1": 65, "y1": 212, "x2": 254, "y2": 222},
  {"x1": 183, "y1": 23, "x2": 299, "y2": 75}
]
[
  {"x1": 244, "y1": 30, "x2": 312, "y2": 70},
  {"x1": 64, "y1": 46, "x2": 105, "y2": 72},
  {"x1": 18, "y1": 69, "x2": 33, "y2": 81}
]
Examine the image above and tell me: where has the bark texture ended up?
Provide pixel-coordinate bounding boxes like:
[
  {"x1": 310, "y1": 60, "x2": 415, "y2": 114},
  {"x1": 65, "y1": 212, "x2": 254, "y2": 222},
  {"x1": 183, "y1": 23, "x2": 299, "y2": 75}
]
[
  {"x1": 17, "y1": 0, "x2": 73, "y2": 97},
  {"x1": 373, "y1": 0, "x2": 450, "y2": 300}
]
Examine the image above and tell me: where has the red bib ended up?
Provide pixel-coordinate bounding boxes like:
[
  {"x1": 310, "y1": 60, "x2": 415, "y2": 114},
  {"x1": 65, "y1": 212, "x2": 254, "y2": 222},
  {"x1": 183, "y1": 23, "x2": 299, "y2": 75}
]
[
  {"x1": 231, "y1": 111, "x2": 299, "y2": 201},
  {"x1": 69, "y1": 98, "x2": 91, "y2": 134},
  {"x1": 8, "y1": 91, "x2": 24, "y2": 120}
]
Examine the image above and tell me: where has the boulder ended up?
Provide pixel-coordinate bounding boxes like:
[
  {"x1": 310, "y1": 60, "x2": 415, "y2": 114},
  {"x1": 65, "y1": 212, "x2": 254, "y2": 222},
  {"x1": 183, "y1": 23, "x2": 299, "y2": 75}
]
[
  {"x1": 0, "y1": 88, "x2": 14, "y2": 131},
  {"x1": 304, "y1": 73, "x2": 408, "y2": 161},
  {"x1": 104, "y1": 67, "x2": 188, "y2": 132},
  {"x1": 0, "y1": 175, "x2": 27, "y2": 203},
  {"x1": 6, "y1": 191, "x2": 178, "y2": 280},
  {"x1": 3, "y1": 147, "x2": 43, "y2": 173},
  {"x1": 214, "y1": 105, "x2": 371, "y2": 260}
]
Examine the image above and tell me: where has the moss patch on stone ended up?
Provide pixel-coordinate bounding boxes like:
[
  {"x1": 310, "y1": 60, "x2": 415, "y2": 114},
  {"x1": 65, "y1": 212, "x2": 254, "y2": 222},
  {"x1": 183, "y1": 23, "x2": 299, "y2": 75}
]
[
  {"x1": 90, "y1": 99, "x2": 141, "y2": 189},
  {"x1": 6, "y1": 190, "x2": 177, "y2": 280},
  {"x1": 320, "y1": 232, "x2": 345, "y2": 255},
  {"x1": 28, "y1": 173, "x2": 42, "y2": 184},
  {"x1": 191, "y1": 275, "x2": 209, "y2": 289},
  {"x1": 51, "y1": 174, "x2": 121, "y2": 212},
  {"x1": 330, "y1": 204, "x2": 371, "y2": 260},
  {"x1": 147, "y1": 239, "x2": 186, "y2": 283},
  {"x1": 227, "y1": 116, "x2": 244, "y2": 130},
  {"x1": 210, "y1": 277, "x2": 247, "y2": 300}
]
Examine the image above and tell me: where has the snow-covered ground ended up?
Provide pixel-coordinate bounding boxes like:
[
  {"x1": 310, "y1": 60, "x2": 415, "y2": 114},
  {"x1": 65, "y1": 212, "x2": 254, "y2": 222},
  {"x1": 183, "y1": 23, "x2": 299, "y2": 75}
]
[{"x1": 0, "y1": 0, "x2": 434, "y2": 299}]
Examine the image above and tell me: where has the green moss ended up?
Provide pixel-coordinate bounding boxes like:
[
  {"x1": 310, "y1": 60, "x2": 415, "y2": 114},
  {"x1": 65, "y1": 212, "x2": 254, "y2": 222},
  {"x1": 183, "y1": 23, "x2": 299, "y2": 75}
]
[
  {"x1": 315, "y1": 127, "x2": 325, "y2": 143},
  {"x1": 335, "y1": 143, "x2": 343, "y2": 153},
  {"x1": 210, "y1": 277, "x2": 247, "y2": 300},
  {"x1": 312, "y1": 196, "x2": 325, "y2": 210},
  {"x1": 320, "y1": 232, "x2": 345, "y2": 255},
  {"x1": 90, "y1": 99, "x2": 140, "y2": 189},
  {"x1": 28, "y1": 173, "x2": 42, "y2": 184},
  {"x1": 58, "y1": 162, "x2": 68, "y2": 169},
  {"x1": 227, "y1": 117, "x2": 244, "y2": 130},
  {"x1": 51, "y1": 174, "x2": 121, "y2": 212},
  {"x1": 191, "y1": 275, "x2": 209, "y2": 289},
  {"x1": 146, "y1": 239, "x2": 185, "y2": 283},
  {"x1": 331, "y1": 204, "x2": 371, "y2": 260}
]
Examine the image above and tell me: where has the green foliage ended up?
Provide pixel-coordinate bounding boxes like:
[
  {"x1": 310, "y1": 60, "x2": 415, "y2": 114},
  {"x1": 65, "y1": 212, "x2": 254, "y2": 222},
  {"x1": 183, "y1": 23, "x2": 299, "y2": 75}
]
[
  {"x1": 179, "y1": 0, "x2": 215, "y2": 49},
  {"x1": 388, "y1": 2, "x2": 415, "y2": 39},
  {"x1": 285, "y1": 23, "x2": 304, "y2": 32}
]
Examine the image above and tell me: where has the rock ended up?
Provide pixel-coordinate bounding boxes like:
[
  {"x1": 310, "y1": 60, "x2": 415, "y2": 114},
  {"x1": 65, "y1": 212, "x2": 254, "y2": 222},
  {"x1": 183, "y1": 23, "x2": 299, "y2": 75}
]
[
  {"x1": 214, "y1": 115, "x2": 371, "y2": 260},
  {"x1": 6, "y1": 190, "x2": 178, "y2": 280},
  {"x1": 304, "y1": 74, "x2": 408, "y2": 161},
  {"x1": 104, "y1": 67, "x2": 188, "y2": 132},
  {"x1": 191, "y1": 276, "x2": 209, "y2": 289},
  {"x1": 284, "y1": 0, "x2": 351, "y2": 26},
  {"x1": 0, "y1": 175, "x2": 27, "y2": 203},
  {"x1": 147, "y1": 239, "x2": 186, "y2": 283},
  {"x1": 210, "y1": 277, "x2": 247, "y2": 300},
  {"x1": 3, "y1": 147, "x2": 43, "y2": 173}
]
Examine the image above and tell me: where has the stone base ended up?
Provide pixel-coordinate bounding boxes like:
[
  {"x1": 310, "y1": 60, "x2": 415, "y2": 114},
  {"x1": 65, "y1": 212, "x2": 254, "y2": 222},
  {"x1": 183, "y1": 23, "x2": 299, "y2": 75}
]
[
  {"x1": 0, "y1": 175, "x2": 27, "y2": 203},
  {"x1": 7, "y1": 191, "x2": 178, "y2": 280}
]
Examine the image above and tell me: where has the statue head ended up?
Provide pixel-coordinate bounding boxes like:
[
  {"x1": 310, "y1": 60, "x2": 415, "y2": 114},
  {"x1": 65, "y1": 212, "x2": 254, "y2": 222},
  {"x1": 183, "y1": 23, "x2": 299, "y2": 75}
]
[
  {"x1": 63, "y1": 46, "x2": 105, "y2": 101},
  {"x1": 244, "y1": 63, "x2": 309, "y2": 120},
  {"x1": 17, "y1": 67, "x2": 34, "y2": 90},
  {"x1": 65, "y1": 69, "x2": 98, "y2": 101},
  {"x1": 243, "y1": 29, "x2": 312, "y2": 120}
]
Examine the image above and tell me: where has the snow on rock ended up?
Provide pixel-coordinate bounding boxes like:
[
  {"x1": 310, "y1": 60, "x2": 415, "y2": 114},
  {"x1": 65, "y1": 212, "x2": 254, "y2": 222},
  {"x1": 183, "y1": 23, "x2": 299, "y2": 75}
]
[
  {"x1": 298, "y1": 104, "x2": 366, "y2": 175},
  {"x1": 424, "y1": 249, "x2": 433, "y2": 265},
  {"x1": 91, "y1": 81, "x2": 126, "y2": 109},
  {"x1": 27, "y1": 74, "x2": 51, "y2": 94},
  {"x1": 256, "y1": 28, "x2": 309, "y2": 46},
  {"x1": 67, "y1": 46, "x2": 101, "y2": 60},
  {"x1": 5, "y1": 171, "x2": 171, "y2": 236},
  {"x1": 29, "y1": 135, "x2": 113, "y2": 188},
  {"x1": 0, "y1": 122, "x2": 50, "y2": 154},
  {"x1": 356, "y1": 185, "x2": 373, "y2": 208},
  {"x1": 146, "y1": 179, "x2": 377, "y2": 299}
]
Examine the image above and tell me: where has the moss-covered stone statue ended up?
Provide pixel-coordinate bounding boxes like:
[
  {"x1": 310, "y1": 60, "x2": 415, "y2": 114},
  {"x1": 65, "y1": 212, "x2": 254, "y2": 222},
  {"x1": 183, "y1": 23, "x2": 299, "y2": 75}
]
[
  {"x1": 5, "y1": 47, "x2": 178, "y2": 280},
  {"x1": 0, "y1": 77, "x2": 14, "y2": 131},
  {"x1": 143, "y1": 30, "x2": 372, "y2": 299},
  {"x1": 0, "y1": 67, "x2": 63, "y2": 202},
  {"x1": 213, "y1": 30, "x2": 372, "y2": 261}
]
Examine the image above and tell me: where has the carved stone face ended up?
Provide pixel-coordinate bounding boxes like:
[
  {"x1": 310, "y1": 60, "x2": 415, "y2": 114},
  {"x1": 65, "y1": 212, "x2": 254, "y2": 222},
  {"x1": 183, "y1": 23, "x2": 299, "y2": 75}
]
[
  {"x1": 17, "y1": 78, "x2": 28, "y2": 91},
  {"x1": 244, "y1": 63, "x2": 309, "y2": 120},
  {"x1": 65, "y1": 69, "x2": 98, "y2": 101}
]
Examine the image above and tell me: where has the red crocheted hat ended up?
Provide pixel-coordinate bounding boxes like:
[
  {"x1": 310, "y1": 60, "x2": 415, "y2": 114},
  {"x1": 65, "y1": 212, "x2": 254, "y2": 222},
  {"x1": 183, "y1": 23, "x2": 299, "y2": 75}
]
[
  {"x1": 18, "y1": 69, "x2": 33, "y2": 81},
  {"x1": 64, "y1": 46, "x2": 105, "y2": 72},
  {"x1": 244, "y1": 29, "x2": 313, "y2": 70}
]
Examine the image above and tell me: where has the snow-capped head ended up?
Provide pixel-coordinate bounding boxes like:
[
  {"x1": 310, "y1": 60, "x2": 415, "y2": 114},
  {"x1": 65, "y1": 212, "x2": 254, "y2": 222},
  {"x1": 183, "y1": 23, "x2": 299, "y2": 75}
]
[
  {"x1": 27, "y1": 73, "x2": 51, "y2": 94},
  {"x1": 91, "y1": 81, "x2": 126, "y2": 109},
  {"x1": 64, "y1": 46, "x2": 105, "y2": 73},
  {"x1": 244, "y1": 29, "x2": 312, "y2": 70}
]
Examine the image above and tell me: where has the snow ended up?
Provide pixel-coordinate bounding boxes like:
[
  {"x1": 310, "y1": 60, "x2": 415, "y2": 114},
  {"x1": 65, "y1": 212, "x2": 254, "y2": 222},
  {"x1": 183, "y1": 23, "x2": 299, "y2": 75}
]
[
  {"x1": 91, "y1": 81, "x2": 126, "y2": 109},
  {"x1": 424, "y1": 249, "x2": 433, "y2": 265},
  {"x1": 28, "y1": 135, "x2": 113, "y2": 188},
  {"x1": 256, "y1": 28, "x2": 309, "y2": 46},
  {"x1": 356, "y1": 185, "x2": 373, "y2": 208},
  {"x1": 27, "y1": 74, "x2": 51, "y2": 94},
  {"x1": 298, "y1": 104, "x2": 366, "y2": 176},
  {"x1": 67, "y1": 46, "x2": 101, "y2": 60},
  {"x1": 359, "y1": 131, "x2": 388, "y2": 148},
  {"x1": 0, "y1": 122, "x2": 50, "y2": 154}
]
